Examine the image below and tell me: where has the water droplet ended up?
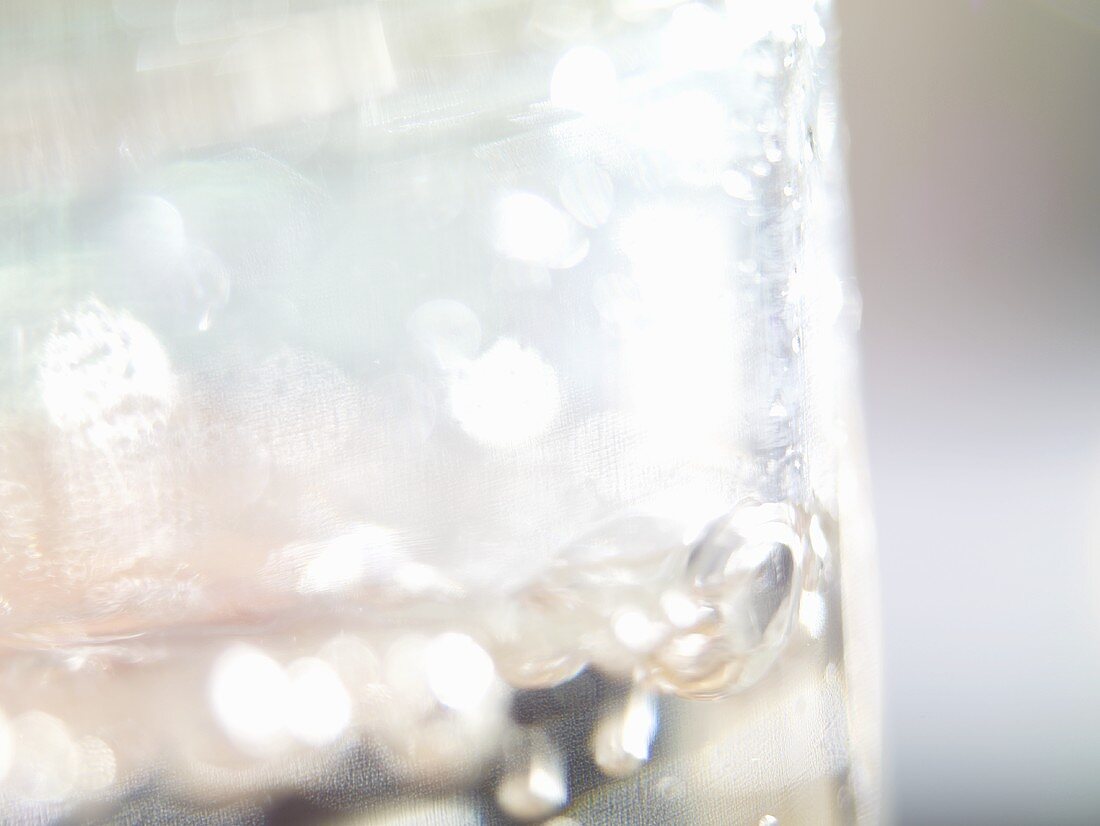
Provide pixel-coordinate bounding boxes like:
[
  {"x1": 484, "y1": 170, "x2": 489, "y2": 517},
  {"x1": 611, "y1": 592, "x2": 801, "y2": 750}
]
[
  {"x1": 550, "y1": 46, "x2": 617, "y2": 114},
  {"x1": 591, "y1": 687, "x2": 658, "y2": 778},
  {"x1": 760, "y1": 816, "x2": 780, "y2": 826},
  {"x1": 496, "y1": 729, "x2": 567, "y2": 821}
]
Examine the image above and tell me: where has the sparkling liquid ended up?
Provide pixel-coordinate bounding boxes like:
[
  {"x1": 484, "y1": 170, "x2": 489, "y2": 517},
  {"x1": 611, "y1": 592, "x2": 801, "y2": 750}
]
[{"x1": 0, "y1": 0, "x2": 877, "y2": 822}]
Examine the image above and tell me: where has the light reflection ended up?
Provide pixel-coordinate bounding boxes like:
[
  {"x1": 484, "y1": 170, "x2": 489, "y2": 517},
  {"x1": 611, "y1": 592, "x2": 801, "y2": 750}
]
[
  {"x1": 285, "y1": 657, "x2": 352, "y2": 746},
  {"x1": 612, "y1": 0, "x2": 685, "y2": 23},
  {"x1": 425, "y1": 633, "x2": 497, "y2": 712},
  {"x1": 74, "y1": 735, "x2": 117, "y2": 793},
  {"x1": 492, "y1": 191, "x2": 586, "y2": 269},
  {"x1": 660, "y1": 3, "x2": 730, "y2": 75},
  {"x1": 448, "y1": 339, "x2": 560, "y2": 447},
  {"x1": 720, "y1": 168, "x2": 754, "y2": 200},
  {"x1": 295, "y1": 524, "x2": 404, "y2": 595},
  {"x1": 550, "y1": 46, "x2": 618, "y2": 114},
  {"x1": 407, "y1": 299, "x2": 482, "y2": 371},
  {"x1": 799, "y1": 591, "x2": 827, "y2": 639},
  {"x1": 38, "y1": 300, "x2": 177, "y2": 448},
  {"x1": 615, "y1": 205, "x2": 737, "y2": 456},
  {"x1": 636, "y1": 90, "x2": 729, "y2": 186},
  {"x1": 612, "y1": 608, "x2": 667, "y2": 653},
  {"x1": 0, "y1": 709, "x2": 10, "y2": 782},
  {"x1": 557, "y1": 163, "x2": 615, "y2": 229},
  {"x1": 208, "y1": 644, "x2": 291, "y2": 755},
  {"x1": 6, "y1": 711, "x2": 78, "y2": 801}
]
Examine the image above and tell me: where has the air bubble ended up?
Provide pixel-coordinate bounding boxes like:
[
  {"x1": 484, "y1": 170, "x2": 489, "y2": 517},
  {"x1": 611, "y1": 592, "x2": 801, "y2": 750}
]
[{"x1": 648, "y1": 503, "x2": 806, "y2": 698}]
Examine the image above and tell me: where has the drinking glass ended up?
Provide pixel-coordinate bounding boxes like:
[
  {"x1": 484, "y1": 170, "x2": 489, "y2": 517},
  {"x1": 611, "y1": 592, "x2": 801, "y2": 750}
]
[{"x1": 0, "y1": 1, "x2": 879, "y2": 822}]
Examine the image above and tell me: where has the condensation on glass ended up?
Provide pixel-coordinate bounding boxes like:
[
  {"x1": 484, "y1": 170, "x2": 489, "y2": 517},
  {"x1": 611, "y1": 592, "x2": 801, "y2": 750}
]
[{"x1": 0, "y1": 1, "x2": 879, "y2": 823}]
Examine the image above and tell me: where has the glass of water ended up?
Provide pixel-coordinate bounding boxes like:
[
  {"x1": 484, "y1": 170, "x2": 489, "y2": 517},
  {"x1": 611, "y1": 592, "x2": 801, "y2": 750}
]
[{"x1": 0, "y1": 0, "x2": 879, "y2": 822}]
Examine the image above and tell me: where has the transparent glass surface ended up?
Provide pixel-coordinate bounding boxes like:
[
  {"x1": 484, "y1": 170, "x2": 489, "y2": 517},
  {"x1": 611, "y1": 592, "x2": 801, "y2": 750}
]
[{"x1": 0, "y1": 1, "x2": 879, "y2": 823}]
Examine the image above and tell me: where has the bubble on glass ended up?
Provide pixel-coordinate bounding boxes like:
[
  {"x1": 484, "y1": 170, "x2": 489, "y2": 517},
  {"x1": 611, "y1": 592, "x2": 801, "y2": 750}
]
[
  {"x1": 6, "y1": 711, "x2": 79, "y2": 801},
  {"x1": 492, "y1": 192, "x2": 587, "y2": 269},
  {"x1": 495, "y1": 729, "x2": 567, "y2": 822},
  {"x1": 285, "y1": 657, "x2": 352, "y2": 746},
  {"x1": 448, "y1": 339, "x2": 560, "y2": 447},
  {"x1": 208, "y1": 644, "x2": 291, "y2": 755},
  {"x1": 591, "y1": 687, "x2": 658, "y2": 778},
  {"x1": 407, "y1": 300, "x2": 482, "y2": 372},
  {"x1": 550, "y1": 46, "x2": 617, "y2": 114},
  {"x1": 484, "y1": 598, "x2": 588, "y2": 690},
  {"x1": 38, "y1": 300, "x2": 177, "y2": 449},
  {"x1": 649, "y1": 503, "x2": 805, "y2": 698},
  {"x1": 558, "y1": 162, "x2": 614, "y2": 228}
]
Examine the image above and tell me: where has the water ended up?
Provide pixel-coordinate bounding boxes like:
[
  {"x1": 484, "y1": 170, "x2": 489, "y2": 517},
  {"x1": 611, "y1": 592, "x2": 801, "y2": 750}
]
[{"x1": 0, "y1": 0, "x2": 876, "y2": 822}]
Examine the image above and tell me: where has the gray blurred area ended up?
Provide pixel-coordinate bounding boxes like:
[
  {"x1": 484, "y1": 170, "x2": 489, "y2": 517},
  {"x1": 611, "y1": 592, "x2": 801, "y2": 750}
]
[{"x1": 837, "y1": 1, "x2": 1100, "y2": 824}]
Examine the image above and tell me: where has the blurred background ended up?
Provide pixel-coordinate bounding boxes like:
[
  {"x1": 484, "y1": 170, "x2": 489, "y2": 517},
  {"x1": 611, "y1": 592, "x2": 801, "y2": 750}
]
[{"x1": 837, "y1": 1, "x2": 1100, "y2": 824}]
